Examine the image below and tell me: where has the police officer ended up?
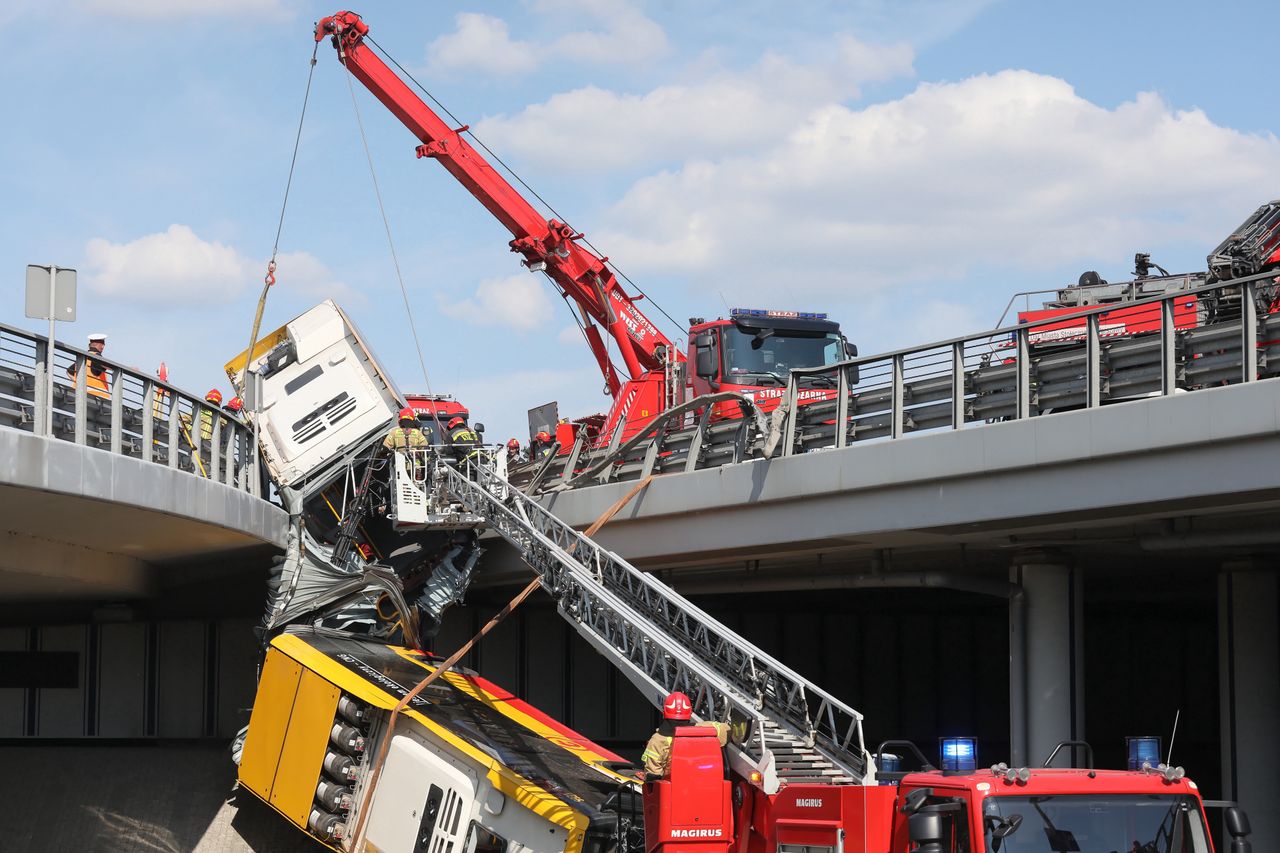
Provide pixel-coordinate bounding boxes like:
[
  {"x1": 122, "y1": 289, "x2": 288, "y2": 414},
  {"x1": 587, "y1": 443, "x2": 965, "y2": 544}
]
[
  {"x1": 641, "y1": 692, "x2": 738, "y2": 779},
  {"x1": 67, "y1": 333, "x2": 111, "y2": 399}
]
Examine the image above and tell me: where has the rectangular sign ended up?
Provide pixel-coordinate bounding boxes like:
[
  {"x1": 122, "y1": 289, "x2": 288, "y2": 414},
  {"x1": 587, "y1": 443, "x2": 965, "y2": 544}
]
[
  {"x1": 24, "y1": 265, "x2": 77, "y2": 322},
  {"x1": 527, "y1": 401, "x2": 559, "y2": 442}
]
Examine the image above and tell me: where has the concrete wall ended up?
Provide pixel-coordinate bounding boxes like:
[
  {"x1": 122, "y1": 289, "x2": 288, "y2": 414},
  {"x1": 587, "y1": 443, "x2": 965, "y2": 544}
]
[{"x1": 0, "y1": 618, "x2": 259, "y2": 740}]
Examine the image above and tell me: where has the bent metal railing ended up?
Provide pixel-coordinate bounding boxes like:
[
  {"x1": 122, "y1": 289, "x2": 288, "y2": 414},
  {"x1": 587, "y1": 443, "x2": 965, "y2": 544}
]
[
  {"x1": 513, "y1": 271, "x2": 1280, "y2": 492},
  {"x1": 0, "y1": 320, "x2": 265, "y2": 496}
]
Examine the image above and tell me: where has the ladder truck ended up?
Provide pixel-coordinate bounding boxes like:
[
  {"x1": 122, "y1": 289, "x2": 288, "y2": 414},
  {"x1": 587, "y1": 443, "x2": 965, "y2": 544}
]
[{"x1": 313, "y1": 11, "x2": 857, "y2": 447}]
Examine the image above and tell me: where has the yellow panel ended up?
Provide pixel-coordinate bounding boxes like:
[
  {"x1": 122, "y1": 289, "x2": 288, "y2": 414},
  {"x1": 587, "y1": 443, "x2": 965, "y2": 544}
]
[
  {"x1": 238, "y1": 650, "x2": 303, "y2": 801},
  {"x1": 270, "y1": 668, "x2": 341, "y2": 827}
]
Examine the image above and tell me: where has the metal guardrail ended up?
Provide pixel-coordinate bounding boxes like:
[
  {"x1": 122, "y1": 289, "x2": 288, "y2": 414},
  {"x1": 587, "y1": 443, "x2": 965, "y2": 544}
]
[
  {"x1": 514, "y1": 271, "x2": 1280, "y2": 493},
  {"x1": 0, "y1": 320, "x2": 265, "y2": 496}
]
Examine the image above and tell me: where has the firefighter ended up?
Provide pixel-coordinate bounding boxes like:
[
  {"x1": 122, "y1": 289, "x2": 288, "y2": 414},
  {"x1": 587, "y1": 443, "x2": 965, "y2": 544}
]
[
  {"x1": 530, "y1": 430, "x2": 554, "y2": 460},
  {"x1": 385, "y1": 407, "x2": 429, "y2": 481},
  {"x1": 67, "y1": 333, "x2": 111, "y2": 399},
  {"x1": 641, "y1": 691, "x2": 740, "y2": 779},
  {"x1": 200, "y1": 389, "x2": 223, "y2": 440},
  {"x1": 446, "y1": 415, "x2": 482, "y2": 464},
  {"x1": 384, "y1": 407, "x2": 428, "y2": 452},
  {"x1": 223, "y1": 396, "x2": 244, "y2": 421},
  {"x1": 505, "y1": 437, "x2": 523, "y2": 464}
]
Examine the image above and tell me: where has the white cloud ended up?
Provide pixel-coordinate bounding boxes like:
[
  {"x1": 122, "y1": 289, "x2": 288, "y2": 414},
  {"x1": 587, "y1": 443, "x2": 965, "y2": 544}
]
[
  {"x1": 84, "y1": 225, "x2": 252, "y2": 301},
  {"x1": 82, "y1": 224, "x2": 352, "y2": 307},
  {"x1": 474, "y1": 34, "x2": 913, "y2": 173},
  {"x1": 590, "y1": 71, "x2": 1280, "y2": 300},
  {"x1": 270, "y1": 251, "x2": 362, "y2": 304},
  {"x1": 426, "y1": 2, "x2": 668, "y2": 76},
  {"x1": 537, "y1": 0, "x2": 668, "y2": 66},
  {"x1": 558, "y1": 324, "x2": 584, "y2": 345},
  {"x1": 426, "y1": 14, "x2": 539, "y2": 76},
  {"x1": 439, "y1": 274, "x2": 555, "y2": 331},
  {"x1": 75, "y1": 0, "x2": 288, "y2": 20}
]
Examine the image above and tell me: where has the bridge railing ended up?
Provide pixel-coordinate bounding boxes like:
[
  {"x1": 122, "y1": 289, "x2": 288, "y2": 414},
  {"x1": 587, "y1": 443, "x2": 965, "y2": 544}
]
[
  {"x1": 512, "y1": 271, "x2": 1280, "y2": 492},
  {"x1": 0, "y1": 320, "x2": 265, "y2": 496},
  {"x1": 777, "y1": 270, "x2": 1280, "y2": 455}
]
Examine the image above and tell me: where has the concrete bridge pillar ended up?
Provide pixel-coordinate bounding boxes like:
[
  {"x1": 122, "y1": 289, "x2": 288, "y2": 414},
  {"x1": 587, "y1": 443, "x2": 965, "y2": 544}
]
[
  {"x1": 1219, "y1": 560, "x2": 1279, "y2": 845},
  {"x1": 1009, "y1": 552, "x2": 1084, "y2": 768}
]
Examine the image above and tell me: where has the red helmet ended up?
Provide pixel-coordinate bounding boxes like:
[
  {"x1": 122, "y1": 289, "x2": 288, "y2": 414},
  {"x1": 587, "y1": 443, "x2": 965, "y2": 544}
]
[
  {"x1": 398, "y1": 407, "x2": 416, "y2": 422},
  {"x1": 535, "y1": 430, "x2": 552, "y2": 443},
  {"x1": 662, "y1": 692, "x2": 693, "y2": 721},
  {"x1": 506, "y1": 438, "x2": 521, "y2": 450},
  {"x1": 448, "y1": 416, "x2": 466, "y2": 430},
  {"x1": 205, "y1": 388, "x2": 223, "y2": 404},
  {"x1": 226, "y1": 396, "x2": 244, "y2": 412}
]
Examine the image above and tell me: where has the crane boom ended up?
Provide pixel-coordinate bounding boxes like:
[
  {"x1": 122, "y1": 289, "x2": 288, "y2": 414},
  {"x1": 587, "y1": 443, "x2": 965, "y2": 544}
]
[{"x1": 316, "y1": 11, "x2": 680, "y2": 397}]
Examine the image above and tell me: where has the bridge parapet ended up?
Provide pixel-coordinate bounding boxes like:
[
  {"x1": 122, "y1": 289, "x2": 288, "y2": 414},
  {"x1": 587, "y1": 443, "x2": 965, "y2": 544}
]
[
  {"x1": 0, "y1": 320, "x2": 263, "y2": 496},
  {"x1": 522, "y1": 271, "x2": 1280, "y2": 490}
]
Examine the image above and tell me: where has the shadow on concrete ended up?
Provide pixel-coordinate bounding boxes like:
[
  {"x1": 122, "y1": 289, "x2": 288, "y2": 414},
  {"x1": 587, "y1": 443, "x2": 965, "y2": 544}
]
[{"x1": 0, "y1": 742, "x2": 321, "y2": 852}]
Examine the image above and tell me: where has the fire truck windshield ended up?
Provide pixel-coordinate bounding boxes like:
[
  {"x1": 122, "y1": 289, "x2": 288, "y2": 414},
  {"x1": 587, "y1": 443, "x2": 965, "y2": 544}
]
[
  {"x1": 982, "y1": 794, "x2": 1209, "y2": 853},
  {"x1": 722, "y1": 326, "x2": 844, "y2": 385}
]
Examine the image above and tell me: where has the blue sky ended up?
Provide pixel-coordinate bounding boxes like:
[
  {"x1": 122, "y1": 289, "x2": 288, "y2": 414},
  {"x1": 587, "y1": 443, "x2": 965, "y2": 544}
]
[{"x1": 3, "y1": 0, "x2": 1277, "y2": 441}]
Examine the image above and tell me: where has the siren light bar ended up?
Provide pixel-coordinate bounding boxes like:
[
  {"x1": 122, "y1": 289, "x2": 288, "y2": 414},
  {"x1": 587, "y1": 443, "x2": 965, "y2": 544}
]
[{"x1": 731, "y1": 308, "x2": 829, "y2": 321}]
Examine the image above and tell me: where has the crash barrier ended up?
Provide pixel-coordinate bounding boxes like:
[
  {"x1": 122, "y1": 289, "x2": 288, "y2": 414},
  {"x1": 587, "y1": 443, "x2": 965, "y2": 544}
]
[
  {"x1": 0, "y1": 321, "x2": 265, "y2": 496},
  {"x1": 517, "y1": 271, "x2": 1280, "y2": 492}
]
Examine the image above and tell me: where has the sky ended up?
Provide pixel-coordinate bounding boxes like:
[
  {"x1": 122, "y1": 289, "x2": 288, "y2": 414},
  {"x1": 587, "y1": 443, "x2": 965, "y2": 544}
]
[{"x1": 3, "y1": 0, "x2": 1278, "y2": 442}]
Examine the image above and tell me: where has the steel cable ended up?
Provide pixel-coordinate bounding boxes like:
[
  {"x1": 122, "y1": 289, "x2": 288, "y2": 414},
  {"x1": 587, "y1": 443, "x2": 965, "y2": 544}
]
[
  {"x1": 338, "y1": 48, "x2": 447, "y2": 441},
  {"x1": 366, "y1": 36, "x2": 685, "y2": 335},
  {"x1": 240, "y1": 42, "x2": 320, "y2": 389}
]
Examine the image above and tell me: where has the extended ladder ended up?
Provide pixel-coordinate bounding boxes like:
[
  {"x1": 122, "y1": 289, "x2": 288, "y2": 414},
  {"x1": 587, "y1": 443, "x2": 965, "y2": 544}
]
[{"x1": 435, "y1": 459, "x2": 873, "y2": 792}]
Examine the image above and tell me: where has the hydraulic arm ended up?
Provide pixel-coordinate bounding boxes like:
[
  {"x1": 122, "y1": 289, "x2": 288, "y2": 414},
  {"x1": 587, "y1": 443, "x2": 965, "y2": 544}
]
[{"x1": 316, "y1": 11, "x2": 680, "y2": 398}]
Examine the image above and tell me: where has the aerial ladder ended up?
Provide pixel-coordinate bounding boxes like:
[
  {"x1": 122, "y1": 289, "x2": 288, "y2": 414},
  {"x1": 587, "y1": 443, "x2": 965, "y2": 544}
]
[{"x1": 427, "y1": 456, "x2": 873, "y2": 792}]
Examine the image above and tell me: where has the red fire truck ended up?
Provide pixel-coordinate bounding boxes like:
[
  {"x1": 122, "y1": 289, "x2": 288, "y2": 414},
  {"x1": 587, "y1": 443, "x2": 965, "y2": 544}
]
[{"x1": 646, "y1": 731, "x2": 1253, "y2": 853}]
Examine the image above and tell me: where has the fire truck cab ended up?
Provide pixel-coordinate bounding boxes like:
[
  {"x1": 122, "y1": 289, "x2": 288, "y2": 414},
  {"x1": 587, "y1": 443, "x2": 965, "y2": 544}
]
[{"x1": 688, "y1": 309, "x2": 857, "y2": 417}]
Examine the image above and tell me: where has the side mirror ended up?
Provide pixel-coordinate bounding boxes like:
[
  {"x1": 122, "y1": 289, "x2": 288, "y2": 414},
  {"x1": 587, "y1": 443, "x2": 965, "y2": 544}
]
[
  {"x1": 908, "y1": 812, "x2": 943, "y2": 853},
  {"x1": 1225, "y1": 806, "x2": 1252, "y2": 853},
  {"x1": 695, "y1": 346, "x2": 717, "y2": 380},
  {"x1": 694, "y1": 333, "x2": 714, "y2": 348},
  {"x1": 474, "y1": 422, "x2": 485, "y2": 434},
  {"x1": 843, "y1": 342, "x2": 859, "y2": 385}
]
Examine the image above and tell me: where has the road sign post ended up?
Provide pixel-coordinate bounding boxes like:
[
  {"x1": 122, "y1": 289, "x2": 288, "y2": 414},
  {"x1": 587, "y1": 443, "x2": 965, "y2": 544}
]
[{"x1": 25, "y1": 264, "x2": 77, "y2": 436}]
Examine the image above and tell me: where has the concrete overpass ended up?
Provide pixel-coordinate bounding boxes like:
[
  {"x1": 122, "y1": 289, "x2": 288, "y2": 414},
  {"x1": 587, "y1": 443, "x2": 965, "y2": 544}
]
[
  {"x1": 0, "y1": 320, "x2": 288, "y2": 603},
  {"x1": 530, "y1": 379, "x2": 1280, "y2": 572}
]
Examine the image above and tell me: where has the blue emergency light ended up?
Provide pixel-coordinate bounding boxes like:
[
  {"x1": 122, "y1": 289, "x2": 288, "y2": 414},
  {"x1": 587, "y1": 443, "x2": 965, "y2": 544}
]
[
  {"x1": 939, "y1": 737, "x2": 978, "y2": 772},
  {"x1": 730, "y1": 308, "x2": 829, "y2": 321},
  {"x1": 1126, "y1": 736, "x2": 1161, "y2": 770},
  {"x1": 875, "y1": 753, "x2": 901, "y2": 784}
]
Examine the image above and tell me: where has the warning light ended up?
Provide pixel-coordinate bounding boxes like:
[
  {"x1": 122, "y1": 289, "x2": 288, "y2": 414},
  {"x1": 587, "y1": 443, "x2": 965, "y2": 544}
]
[
  {"x1": 940, "y1": 737, "x2": 978, "y2": 772},
  {"x1": 730, "y1": 308, "x2": 829, "y2": 321},
  {"x1": 1126, "y1": 736, "x2": 1161, "y2": 770},
  {"x1": 876, "y1": 753, "x2": 900, "y2": 785}
]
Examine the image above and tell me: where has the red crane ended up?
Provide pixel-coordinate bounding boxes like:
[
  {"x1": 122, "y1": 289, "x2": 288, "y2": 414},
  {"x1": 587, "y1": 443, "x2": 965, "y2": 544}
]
[
  {"x1": 317, "y1": 11, "x2": 677, "y2": 437},
  {"x1": 316, "y1": 11, "x2": 855, "y2": 445}
]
